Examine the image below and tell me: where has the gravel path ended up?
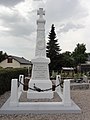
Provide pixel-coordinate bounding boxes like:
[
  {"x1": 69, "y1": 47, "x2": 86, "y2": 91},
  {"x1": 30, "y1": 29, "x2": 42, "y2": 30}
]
[
  {"x1": 19, "y1": 92, "x2": 62, "y2": 102},
  {"x1": 0, "y1": 91, "x2": 10, "y2": 108},
  {"x1": 0, "y1": 89, "x2": 90, "y2": 120}
]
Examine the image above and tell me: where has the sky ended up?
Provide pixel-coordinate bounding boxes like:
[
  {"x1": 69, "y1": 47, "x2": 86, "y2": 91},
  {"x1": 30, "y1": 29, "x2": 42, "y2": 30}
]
[{"x1": 0, "y1": 0, "x2": 90, "y2": 60}]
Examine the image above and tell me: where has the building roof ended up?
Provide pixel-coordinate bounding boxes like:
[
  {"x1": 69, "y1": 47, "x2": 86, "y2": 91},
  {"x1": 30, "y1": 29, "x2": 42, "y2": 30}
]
[
  {"x1": 9, "y1": 56, "x2": 31, "y2": 65},
  {"x1": 62, "y1": 67, "x2": 74, "y2": 71}
]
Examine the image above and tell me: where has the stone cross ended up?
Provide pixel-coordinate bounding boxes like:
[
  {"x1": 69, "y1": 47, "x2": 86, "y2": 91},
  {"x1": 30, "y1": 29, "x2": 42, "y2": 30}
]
[{"x1": 37, "y1": 8, "x2": 45, "y2": 18}]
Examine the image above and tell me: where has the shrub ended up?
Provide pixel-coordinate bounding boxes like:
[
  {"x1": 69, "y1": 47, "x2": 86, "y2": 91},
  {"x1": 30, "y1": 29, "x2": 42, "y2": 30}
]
[{"x1": 0, "y1": 68, "x2": 28, "y2": 95}]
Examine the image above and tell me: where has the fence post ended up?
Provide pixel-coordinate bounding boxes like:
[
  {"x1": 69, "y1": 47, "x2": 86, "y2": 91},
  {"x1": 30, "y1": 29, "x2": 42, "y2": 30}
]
[
  {"x1": 83, "y1": 75, "x2": 88, "y2": 83},
  {"x1": 56, "y1": 75, "x2": 61, "y2": 92},
  {"x1": 63, "y1": 79, "x2": 71, "y2": 106},
  {"x1": 19, "y1": 75, "x2": 24, "y2": 91},
  {"x1": 10, "y1": 79, "x2": 18, "y2": 106}
]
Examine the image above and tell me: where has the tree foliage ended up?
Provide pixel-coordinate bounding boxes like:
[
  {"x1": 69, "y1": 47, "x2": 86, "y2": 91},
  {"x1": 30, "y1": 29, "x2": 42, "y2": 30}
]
[
  {"x1": 46, "y1": 24, "x2": 61, "y2": 58},
  {"x1": 72, "y1": 43, "x2": 88, "y2": 66},
  {"x1": 0, "y1": 68, "x2": 28, "y2": 95},
  {"x1": 62, "y1": 51, "x2": 74, "y2": 67},
  {"x1": 0, "y1": 51, "x2": 7, "y2": 62},
  {"x1": 46, "y1": 25, "x2": 89, "y2": 73},
  {"x1": 46, "y1": 24, "x2": 61, "y2": 72}
]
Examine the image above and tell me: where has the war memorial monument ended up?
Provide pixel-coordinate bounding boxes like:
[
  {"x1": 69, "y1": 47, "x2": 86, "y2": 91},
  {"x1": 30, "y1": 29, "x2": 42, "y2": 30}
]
[{"x1": 0, "y1": 7, "x2": 81, "y2": 114}]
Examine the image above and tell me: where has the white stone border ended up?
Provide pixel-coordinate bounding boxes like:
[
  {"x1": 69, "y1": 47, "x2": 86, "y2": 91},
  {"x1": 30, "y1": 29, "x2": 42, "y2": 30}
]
[{"x1": 0, "y1": 75, "x2": 81, "y2": 114}]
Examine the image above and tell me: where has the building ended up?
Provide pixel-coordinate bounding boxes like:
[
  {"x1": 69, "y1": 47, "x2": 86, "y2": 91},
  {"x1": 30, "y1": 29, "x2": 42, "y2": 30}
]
[
  {"x1": 0, "y1": 55, "x2": 31, "y2": 68},
  {"x1": 78, "y1": 55, "x2": 90, "y2": 73},
  {"x1": 61, "y1": 67, "x2": 75, "y2": 78}
]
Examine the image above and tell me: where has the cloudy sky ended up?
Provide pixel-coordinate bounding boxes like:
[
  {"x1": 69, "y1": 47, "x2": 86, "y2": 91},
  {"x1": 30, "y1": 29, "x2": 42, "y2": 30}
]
[{"x1": 0, "y1": 0, "x2": 90, "y2": 60}]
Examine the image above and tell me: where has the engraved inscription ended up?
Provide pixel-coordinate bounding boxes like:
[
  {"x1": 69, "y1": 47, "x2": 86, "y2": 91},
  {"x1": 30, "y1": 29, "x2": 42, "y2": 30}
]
[{"x1": 33, "y1": 64, "x2": 48, "y2": 79}]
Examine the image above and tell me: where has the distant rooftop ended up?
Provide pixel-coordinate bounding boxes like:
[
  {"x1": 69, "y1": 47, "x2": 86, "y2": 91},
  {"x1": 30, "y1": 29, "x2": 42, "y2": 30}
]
[
  {"x1": 8, "y1": 55, "x2": 31, "y2": 65},
  {"x1": 62, "y1": 67, "x2": 74, "y2": 71}
]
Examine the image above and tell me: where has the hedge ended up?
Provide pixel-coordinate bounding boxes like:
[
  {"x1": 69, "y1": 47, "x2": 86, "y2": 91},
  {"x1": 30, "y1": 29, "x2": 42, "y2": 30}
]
[{"x1": 0, "y1": 68, "x2": 28, "y2": 95}]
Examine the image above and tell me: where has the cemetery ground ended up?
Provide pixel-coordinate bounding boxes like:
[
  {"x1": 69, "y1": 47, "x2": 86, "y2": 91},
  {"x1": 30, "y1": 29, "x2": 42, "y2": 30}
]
[{"x1": 0, "y1": 88, "x2": 90, "y2": 120}]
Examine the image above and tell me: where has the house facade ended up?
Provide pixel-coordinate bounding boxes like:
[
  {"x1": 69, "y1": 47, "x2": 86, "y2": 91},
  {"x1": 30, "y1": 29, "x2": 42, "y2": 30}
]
[{"x1": 0, "y1": 56, "x2": 31, "y2": 68}]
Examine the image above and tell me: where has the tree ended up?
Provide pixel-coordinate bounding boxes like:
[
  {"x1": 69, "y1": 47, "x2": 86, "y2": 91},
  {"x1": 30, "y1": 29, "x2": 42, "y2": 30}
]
[
  {"x1": 72, "y1": 43, "x2": 88, "y2": 66},
  {"x1": 62, "y1": 51, "x2": 74, "y2": 67},
  {"x1": 0, "y1": 51, "x2": 7, "y2": 62},
  {"x1": 46, "y1": 24, "x2": 61, "y2": 73},
  {"x1": 46, "y1": 24, "x2": 61, "y2": 58}
]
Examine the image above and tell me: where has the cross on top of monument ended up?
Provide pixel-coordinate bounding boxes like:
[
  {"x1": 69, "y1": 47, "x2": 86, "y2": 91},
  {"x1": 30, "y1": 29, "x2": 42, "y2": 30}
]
[{"x1": 37, "y1": 8, "x2": 45, "y2": 18}]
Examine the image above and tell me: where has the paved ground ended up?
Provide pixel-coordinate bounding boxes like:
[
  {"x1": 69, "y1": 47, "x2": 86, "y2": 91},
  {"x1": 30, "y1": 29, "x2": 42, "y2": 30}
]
[{"x1": 0, "y1": 89, "x2": 90, "y2": 120}]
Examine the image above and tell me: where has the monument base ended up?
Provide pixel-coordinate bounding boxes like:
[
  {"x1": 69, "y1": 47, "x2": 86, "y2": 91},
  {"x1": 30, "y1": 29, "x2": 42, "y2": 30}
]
[
  {"x1": 27, "y1": 80, "x2": 53, "y2": 99},
  {"x1": 27, "y1": 92, "x2": 53, "y2": 99}
]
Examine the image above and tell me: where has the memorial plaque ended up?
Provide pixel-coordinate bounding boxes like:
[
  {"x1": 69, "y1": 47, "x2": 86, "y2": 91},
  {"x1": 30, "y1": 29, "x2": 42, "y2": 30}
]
[{"x1": 32, "y1": 64, "x2": 48, "y2": 80}]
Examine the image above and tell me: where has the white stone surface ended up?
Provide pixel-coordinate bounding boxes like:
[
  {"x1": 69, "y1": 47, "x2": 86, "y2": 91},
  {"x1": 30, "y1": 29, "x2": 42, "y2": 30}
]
[
  {"x1": 31, "y1": 58, "x2": 50, "y2": 80},
  {"x1": 10, "y1": 79, "x2": 18, "y2": 106},
  {"x1": 83, "y1": 75, "x2": 88, "y2": 83},
  {"x1": 56, "y1": 75, "x2": 61, "y2": 92},
  {"x1": 63, "y1": 80, "x2": 71, "y2": 106},
  {"x1": 35, "y1": 8, "x2": 46, "y2": 57},
  {"x1": 55, "y1": 75, "x2": 63, "y2": 99},
  {"x1": 27, "y1": 80, "x2": 53, "y2": 99},
  {"x1": 27, "y1": 8, "x2": 53, "y2": 99},
  {"x1": 27, "y1": 92, "x2": 53, "y2": 99},
  {"x1": 0, "y1": 79, "x2": 81, "y2": 114},
  {"x1": 0, "y1": 93, "x2": 81, "y2": 114}
]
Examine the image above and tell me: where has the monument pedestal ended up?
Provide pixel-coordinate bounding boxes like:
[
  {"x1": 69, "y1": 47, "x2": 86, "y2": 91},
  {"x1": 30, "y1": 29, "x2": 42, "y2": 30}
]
[
  {"x1": 27, "y1": 80, "x2": 53, "y2": 99},
  {"x1": 27, "y1": 57, "x2": 53, "y2": 99}
]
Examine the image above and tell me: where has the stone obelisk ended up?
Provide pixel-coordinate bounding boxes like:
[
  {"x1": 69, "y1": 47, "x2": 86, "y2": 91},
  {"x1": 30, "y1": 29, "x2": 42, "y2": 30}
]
[{"x1": 27, "y1": 8, "x2": 53, "y2": 99}]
